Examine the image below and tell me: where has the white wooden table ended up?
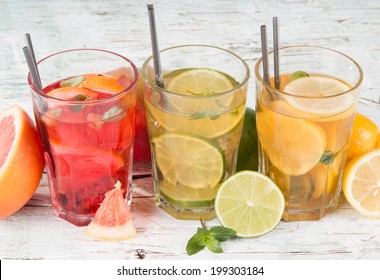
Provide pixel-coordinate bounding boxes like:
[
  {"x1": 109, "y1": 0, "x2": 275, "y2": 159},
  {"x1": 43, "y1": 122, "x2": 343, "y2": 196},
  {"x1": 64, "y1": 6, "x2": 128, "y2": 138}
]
[{"x1": 1, "y1": 0, "x2": 380, "y2": 260}]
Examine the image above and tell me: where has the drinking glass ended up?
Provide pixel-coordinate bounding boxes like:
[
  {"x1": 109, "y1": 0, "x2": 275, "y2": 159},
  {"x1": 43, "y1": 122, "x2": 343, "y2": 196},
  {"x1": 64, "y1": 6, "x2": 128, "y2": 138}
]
[
  {"x1": 255, "y1": 45, "x2": 363, "y2": 221},
  {"x1": 142, "y1": 45, "x2": 249, "y2": 220},
  {"x1": 28, "y1": 49, "x2": 138, "y2": 226}
]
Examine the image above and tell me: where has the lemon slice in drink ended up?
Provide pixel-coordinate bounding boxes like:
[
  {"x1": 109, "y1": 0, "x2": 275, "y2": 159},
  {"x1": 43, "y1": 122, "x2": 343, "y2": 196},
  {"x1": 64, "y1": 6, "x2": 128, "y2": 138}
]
[
  {"x1": 152, "y1": 133, "x2": 225, "y2": 189},
  {"x1": 215, "y1": 171, "x2": 285, "y2": 237},
  {"x1": 283, "y1": 76, "x2": 353, "y2": 115},
  {"x1": 166, "y1": 68, "x2": 235, "y2": 96}
]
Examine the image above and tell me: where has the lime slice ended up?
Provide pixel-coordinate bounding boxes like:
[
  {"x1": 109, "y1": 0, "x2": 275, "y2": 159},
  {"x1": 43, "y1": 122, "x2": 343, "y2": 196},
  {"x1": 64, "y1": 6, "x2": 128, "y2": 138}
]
[
  {"x1": 153, "y1": 133, "x2": 225, "y2": 189},
  {"x1": 146, "y1": 101, "x2": 245, "y2": 139},
  {"x1": 283, "y1": 76, "x2": 353, "y2": 115},
  {"x1": 215, "y1": 171, "x2": 285, "y2": 237},
  {"x1": 160, "y1": 191, "x2": 215, "y2": 208},
  {"x1": 146, "y1": 68, "x2": 245, "y2": 138},
  {"x1": 166, "y1": 68, "x2": 235, "y2": 96}
]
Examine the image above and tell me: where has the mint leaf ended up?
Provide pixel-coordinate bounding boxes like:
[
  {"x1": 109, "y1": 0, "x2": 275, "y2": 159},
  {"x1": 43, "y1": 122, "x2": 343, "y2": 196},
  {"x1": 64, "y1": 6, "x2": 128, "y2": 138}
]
[
  {"x1": 73, "y1": 94, "x2": 88, "y2": 101},
  {"x1": 60, "y1": 75, "x2": 84, "y2": 87},
  {"x1": 290, "y1": 71, "x2": 309, "y2": 80},
  {"x1": 103, "y1": 107, "x2": 126, "y2": 122},
  {"x1": 205, "y1": 236, "x2": 223, "y2": 254},
  {"x1": 210, "y1": 226, "x2": 236, "y2": 241},
  {"x1": 186, "y1": 220, "x2": 236, "y2": 256},
  {"x1": 186, "y1": 232, "x2": 206, "y2": 256},
  {"x1": 71, "y1": 94, "x2": 88, "y2": 112},
  {"x1": 320, "y1": 151, "x2": 339, "y2": 165}
]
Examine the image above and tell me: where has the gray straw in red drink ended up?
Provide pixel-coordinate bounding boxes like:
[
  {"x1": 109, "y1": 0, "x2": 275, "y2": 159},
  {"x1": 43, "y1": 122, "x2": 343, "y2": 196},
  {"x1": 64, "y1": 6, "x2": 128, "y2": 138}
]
[
  {"x1": 24, "y1": 34, "x2": 39, "y2": 74},
  {"x1": 147, "y1": 4, "x2": 164, "y2": 88},
  {"x1": 273, "y1": 17, "x2": 280, "y2": 89},
  {"x1": 23, "y1": 45, "x2": 43, "y2": 92},
  {"x1": 260, "y1": 25, "x2": 270, "y2": 85}
]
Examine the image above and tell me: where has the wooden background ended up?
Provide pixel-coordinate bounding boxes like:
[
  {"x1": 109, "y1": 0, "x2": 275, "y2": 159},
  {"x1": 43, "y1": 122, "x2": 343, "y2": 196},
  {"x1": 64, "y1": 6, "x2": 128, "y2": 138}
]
[{"x1": 1, "y1": 0, "x2": 380, "y2": 260}]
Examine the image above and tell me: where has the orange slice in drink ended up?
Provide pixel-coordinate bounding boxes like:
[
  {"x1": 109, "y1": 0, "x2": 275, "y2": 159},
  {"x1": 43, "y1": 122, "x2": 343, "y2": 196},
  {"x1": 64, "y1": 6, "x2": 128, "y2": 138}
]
[
  {"x1": 80, "y1": 74, "x2": 125, "y2": 94},
  {"x1": 47, "y1": 86, "x2": 99, "y2": 101},
  {"x1": 256, "y1": 110, "x2": 326, "y2": 176}
]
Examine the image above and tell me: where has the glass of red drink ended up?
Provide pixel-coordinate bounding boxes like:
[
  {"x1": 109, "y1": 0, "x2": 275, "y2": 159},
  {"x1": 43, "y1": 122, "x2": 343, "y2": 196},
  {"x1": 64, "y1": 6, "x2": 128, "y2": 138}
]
[{"x1": 28, "y1": 49, "x2": 138, "y2": 226}]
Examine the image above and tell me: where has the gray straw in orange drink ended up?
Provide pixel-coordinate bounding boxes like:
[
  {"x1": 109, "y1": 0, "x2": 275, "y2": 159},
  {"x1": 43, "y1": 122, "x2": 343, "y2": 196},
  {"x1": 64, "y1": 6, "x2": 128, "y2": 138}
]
[
  {"x1": 273, "y1": 17, "x2": 280, "y2": 89},
  {"x1": 147, "y1": 4, "x2": 164, "y2": 88},
  {"x1": 260, "y1": 25, "x2": 270, "y2": 85},
  {"x1": 22, "y1": 45, "x2": 43, "y2": 92}
]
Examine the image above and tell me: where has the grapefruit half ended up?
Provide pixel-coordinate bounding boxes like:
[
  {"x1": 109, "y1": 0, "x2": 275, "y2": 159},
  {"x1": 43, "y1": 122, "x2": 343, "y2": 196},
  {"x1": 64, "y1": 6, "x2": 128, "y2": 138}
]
[
  {"x1": 86, "y1": 181, "x2": 136, "y2": 240},
  {"x1": 0, "y1": 105, "x2": 45, "y2": 219}
]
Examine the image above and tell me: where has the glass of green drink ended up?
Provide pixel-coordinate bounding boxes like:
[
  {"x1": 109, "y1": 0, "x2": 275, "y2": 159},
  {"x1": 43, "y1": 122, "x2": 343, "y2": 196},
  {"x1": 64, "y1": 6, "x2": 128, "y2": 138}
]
[{"x1": 142, "y1": 45, "x2": 250, "y2": 220}]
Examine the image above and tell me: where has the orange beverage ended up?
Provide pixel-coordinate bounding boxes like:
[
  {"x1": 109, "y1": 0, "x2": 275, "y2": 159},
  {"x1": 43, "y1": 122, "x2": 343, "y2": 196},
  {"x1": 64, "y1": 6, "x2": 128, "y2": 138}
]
[
  {"x1": 255, "y1": 46, "x2": 363, "y2": 221},
  {"x1": 29, "y1": 49, "x2": 138, "y2": 226}
]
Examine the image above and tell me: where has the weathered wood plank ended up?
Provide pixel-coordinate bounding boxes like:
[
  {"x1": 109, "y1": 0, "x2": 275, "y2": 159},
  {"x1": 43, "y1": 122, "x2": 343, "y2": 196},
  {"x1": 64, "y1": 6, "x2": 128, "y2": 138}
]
[{"x1": 1, "y1": 0, "x2": 380, "y2": 260}]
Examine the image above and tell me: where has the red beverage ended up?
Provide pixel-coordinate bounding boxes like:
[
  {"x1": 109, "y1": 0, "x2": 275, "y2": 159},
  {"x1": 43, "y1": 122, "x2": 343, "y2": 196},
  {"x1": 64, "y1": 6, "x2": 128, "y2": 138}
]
[{"x1": 30, "y1": 50, "x2": 138, "y2": 227}]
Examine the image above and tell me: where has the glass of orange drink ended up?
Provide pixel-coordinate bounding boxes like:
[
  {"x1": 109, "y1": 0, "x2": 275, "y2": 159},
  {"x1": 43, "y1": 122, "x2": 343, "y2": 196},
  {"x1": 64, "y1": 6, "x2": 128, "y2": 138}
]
[
  {"x1": 255, "y1": 46, "x2": 363, "y2": 221},
  {"x1": 29, "y1": 49, "x2": 138, "y2": 226}
]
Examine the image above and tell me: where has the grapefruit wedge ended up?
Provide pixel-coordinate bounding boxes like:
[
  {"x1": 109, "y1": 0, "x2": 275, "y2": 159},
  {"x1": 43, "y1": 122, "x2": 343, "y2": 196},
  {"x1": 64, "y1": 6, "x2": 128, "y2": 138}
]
[
  {"x1": 0, "y1": 105, "x2": 45, "y2": 219},
  {"x1": 86, "y1": 181, "x2": 136, "y2": 241}
]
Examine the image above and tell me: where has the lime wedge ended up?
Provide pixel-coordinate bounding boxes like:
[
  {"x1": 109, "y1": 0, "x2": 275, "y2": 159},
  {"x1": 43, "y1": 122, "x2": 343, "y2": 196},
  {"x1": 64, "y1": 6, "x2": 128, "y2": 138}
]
[
  {"x1": 215, "y1": 171, "x2": 285, "y2": 237},
  {"x1": 153, "y1": 133, "x2": 225, "y2": 189},
  {"x1": 166, "y1": 68, "x2": 235, "y2": 96},
  {"x1": 283, "y1": 76, "x2": 353, "y2": 115}
]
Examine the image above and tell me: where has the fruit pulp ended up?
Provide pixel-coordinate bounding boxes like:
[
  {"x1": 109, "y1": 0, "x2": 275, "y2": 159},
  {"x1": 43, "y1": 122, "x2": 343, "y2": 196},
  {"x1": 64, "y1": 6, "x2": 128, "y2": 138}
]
[
  {"x1": 34, "y1": 72, "x2": 136, "y2": 226},
  {"x1": 145, "y1": 68, "x2": 247, "y2": 220},
  {"x1": 256, "y1": 74, "x2": 356, "y2": 221}
]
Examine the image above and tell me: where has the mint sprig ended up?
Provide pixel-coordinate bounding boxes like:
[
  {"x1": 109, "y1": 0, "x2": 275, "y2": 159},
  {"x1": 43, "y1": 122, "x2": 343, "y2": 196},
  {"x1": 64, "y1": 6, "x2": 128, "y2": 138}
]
[{"x1": 186, "y1": 219, "x2": 236, "y2": 256}]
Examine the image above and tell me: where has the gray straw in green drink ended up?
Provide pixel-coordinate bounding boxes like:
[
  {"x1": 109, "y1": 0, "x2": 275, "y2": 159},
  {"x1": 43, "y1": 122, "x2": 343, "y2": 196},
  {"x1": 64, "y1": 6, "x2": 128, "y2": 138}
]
[{"x1": 147, "y1": 4, "x2": 164, "y2": 88}]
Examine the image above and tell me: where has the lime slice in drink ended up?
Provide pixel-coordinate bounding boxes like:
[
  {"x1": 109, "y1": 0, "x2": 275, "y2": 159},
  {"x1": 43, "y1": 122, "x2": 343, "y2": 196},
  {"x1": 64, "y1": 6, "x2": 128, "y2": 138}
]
[
  {"x1": 152, "y1": 133, "x2": 225, "y2": 189},
  {"x1": 215, "y1": 171, "x2": 285, "y2": 237},
  {"x1": 166, "y1": 68, "x2": 235, "y2": 96},
  {"x1": 146, "y1": 101, "x2": 245, "y2": 139},
  {"x1": 283, "y1": 76, "x2": 353, "y2": 115},
  {"x1": 146, "y1": 68, "x2": 245, "y2": 138}
]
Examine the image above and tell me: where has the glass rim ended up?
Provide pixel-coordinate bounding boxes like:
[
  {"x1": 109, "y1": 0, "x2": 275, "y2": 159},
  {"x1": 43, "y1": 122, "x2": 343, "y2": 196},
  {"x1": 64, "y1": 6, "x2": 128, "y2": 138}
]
[
  {"x1": 254, "y1": 45, "x2": 364, "y2": 100},
  {"x1": 141, "y1": 44, "x2": 250, "y2": 98},
  {"x1": 28, "y1": 48, "x2": 139, "y2": 104}
]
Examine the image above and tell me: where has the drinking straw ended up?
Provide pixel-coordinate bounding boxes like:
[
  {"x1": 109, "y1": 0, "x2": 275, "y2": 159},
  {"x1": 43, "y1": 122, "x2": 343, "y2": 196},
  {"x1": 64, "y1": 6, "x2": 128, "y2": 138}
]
[
  {"x1": 23, "y1": 46, "x2": 43, "y2": 92},
  {"x1": 260, "y1": 25, "x2": 270, "y2": 85},
  {"x1": 147, "y1": 4, "x2": 164, "y2": 88},
  {"x1": 273, "y1": 17, "x2": 280, "y2": 89},
  {"x1": 24, "y1": 34, "x2": 38, "y2": 72}
]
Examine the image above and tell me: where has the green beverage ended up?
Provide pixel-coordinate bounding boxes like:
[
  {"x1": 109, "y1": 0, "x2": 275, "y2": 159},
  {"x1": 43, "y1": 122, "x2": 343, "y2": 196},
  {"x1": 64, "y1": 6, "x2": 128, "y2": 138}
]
[{"x1": 142, "y1": 46, "x2": 249, "y2": 220}]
